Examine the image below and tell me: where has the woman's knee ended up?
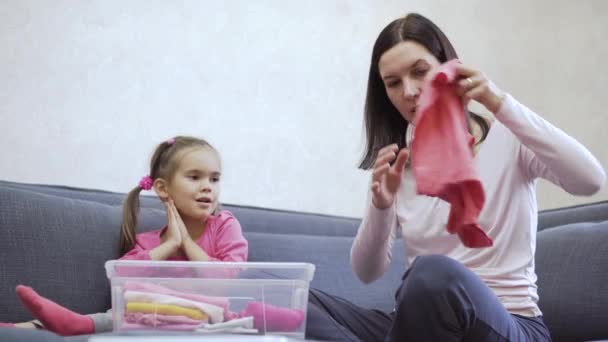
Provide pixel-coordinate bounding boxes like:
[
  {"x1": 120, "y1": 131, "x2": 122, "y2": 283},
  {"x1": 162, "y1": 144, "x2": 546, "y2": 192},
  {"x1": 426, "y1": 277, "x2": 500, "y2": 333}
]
[
  {"x1": 412, "y1": 255, "x2": 465, "y2": 274},
  {"x1": 399, "y1": 255, "x2": 468, "y2": 300}
]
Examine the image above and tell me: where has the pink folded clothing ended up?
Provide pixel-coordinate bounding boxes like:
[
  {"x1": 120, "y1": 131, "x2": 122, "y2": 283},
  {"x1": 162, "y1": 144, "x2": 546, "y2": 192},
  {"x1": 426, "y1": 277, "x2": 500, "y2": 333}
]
[
  {"x1": 239, "y1": 301, "x2": 304, "y2": 333},
  {"x1": 120, "y1": 322, "x2": 200, "y2": 331},
  {"x1": 125, "y1": 312, "x2": 205, "y2": 326},
  {"x1": 123, "y1": 281, "x2": 230, "y2": 316},
  {"x1": 412, "y1": 59, "x2": 493, "y2": 248},
  {"x1": 120, "y1": 283, "x2": 304, "y2": 333},
  {"x1": 124, "y1": 290, "x2": 224, "y2": 324}
]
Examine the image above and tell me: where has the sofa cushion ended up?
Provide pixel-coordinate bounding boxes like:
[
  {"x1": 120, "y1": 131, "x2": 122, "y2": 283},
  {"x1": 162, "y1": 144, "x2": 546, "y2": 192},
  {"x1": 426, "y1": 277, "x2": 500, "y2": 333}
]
[
  {"x1": 0, "y1": 327, "x2": 64, "y2": 342},
  {"x1": 0, "y1": 185, "x2": 166, "y2": 322},
  {"x1": 536, "y1": 220, "x2": 608, "y2": 342}
]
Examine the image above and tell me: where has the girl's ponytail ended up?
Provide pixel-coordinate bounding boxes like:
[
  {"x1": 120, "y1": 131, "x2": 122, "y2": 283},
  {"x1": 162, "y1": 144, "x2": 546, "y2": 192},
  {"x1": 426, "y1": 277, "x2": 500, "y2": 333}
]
[{"x1": 119, "y1": 185, "x2": 144, "y2": 255}]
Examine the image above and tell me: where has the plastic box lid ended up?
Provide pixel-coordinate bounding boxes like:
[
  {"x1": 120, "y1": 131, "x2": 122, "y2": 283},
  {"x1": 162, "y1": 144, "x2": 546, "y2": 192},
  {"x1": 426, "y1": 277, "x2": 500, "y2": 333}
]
[{"x1": 105, "y1": 260, "x2": 316, "y2": 282}]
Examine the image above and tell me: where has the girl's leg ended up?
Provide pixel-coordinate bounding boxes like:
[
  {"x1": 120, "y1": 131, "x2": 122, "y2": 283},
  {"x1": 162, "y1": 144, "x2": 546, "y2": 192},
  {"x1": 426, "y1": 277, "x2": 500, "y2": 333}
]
[
  {"x1": 3, "y1": 313, "x2": 112, "y2": 334},
  {"x1": 15, "y1": 285, "x2": 94, "y2": 336},
  {"x1": 89, "y1": 311, "x2": 113, "y2": 333},
  {"x1": 387, "y1": 255, "x2": 552, "y2": 342}
]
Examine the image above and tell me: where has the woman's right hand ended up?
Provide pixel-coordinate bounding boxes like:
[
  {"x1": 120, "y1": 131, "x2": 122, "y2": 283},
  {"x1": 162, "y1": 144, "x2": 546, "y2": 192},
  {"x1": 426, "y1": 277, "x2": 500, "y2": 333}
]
[{"x1": 371, "y1": 144, "x2": 409, "y2": 209}]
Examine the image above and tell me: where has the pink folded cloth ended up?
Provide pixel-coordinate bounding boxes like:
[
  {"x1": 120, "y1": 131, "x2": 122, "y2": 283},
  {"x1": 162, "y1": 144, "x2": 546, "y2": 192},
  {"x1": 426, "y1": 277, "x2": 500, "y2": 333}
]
[
  {"x1": 125, "y1": 312, "x2": 205, "y2": 326},
  {"x1": 123, "y1": 281, "x2": 230, "y2": 318},
  {"x1": 239, "y1": 301, "x2": 305, "y2": 333},
  {"x1": 120, "y1": 322, "x2": 200, "y2": 331},
  {"x1": 120, "y1": 283, "x2": 304, "y2": 333}
]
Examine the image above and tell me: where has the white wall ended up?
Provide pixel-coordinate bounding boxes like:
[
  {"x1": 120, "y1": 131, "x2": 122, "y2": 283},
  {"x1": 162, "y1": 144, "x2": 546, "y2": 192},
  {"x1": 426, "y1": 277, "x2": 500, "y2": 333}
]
[{"x1": 1, "y1": 0, "x2": 606, "y2": 218}]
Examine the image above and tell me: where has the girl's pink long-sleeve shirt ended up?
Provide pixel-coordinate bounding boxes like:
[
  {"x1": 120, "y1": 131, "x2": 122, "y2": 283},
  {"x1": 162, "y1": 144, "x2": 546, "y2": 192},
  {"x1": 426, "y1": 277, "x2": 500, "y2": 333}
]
[{"x1": 121, "y1": 210, "x2": 248, "y2": 262}]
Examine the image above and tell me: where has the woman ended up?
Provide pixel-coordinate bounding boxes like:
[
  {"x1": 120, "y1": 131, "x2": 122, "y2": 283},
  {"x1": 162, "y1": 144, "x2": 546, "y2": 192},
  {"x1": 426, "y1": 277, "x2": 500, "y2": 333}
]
[{"x1": 307, "y1": 13, "x2": 605, "y2": 342}]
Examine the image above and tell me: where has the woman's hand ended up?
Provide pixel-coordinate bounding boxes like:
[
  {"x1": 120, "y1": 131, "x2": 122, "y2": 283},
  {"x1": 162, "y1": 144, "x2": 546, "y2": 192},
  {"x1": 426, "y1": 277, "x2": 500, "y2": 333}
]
[
  {"x1": 455, "y1": 64, "x2": 506, "y2": 114},
  {"x1": 371, "y1": 144, "x2": 409, "y2": 209}
]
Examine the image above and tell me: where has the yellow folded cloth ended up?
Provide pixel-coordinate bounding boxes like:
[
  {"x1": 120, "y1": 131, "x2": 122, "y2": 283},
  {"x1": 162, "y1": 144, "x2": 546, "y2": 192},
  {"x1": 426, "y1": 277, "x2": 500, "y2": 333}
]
[{"x1": 126, "y1": 302, "x2": 208, "y2": 321}]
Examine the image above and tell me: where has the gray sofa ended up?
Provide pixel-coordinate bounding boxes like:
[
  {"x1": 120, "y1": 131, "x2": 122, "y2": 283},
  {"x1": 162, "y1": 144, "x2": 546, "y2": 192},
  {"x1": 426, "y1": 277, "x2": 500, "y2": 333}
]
[{"x1": 0, "y1": 179, "x2": 607, "y2": 342}]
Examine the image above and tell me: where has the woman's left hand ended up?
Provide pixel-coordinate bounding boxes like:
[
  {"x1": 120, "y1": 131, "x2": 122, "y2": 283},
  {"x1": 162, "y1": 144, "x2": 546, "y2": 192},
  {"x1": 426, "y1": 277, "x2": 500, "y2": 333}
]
[{"x1": 455, "y1": 64, "x2": 506, "y2": 114}]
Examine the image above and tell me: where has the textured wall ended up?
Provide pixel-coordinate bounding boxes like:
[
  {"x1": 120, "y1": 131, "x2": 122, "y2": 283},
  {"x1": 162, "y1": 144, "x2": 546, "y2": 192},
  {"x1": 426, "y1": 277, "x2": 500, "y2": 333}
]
[{"x1": 1, "y1": 0, "x2": 606, "y2": 217}]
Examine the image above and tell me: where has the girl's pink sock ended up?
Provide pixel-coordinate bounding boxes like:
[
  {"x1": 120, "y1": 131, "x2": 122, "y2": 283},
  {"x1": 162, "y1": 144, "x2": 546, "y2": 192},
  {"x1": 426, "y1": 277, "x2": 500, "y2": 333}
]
[{"x1": 16, "y1": 285, "x2": 94, "y2": 336}]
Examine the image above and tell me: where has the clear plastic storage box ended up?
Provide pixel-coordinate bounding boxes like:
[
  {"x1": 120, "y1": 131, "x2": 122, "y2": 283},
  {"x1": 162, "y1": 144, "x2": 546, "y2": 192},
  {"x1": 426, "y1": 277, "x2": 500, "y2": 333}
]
[{"x1": 105, "y1": 260, "x2": 315, "y2": 339}]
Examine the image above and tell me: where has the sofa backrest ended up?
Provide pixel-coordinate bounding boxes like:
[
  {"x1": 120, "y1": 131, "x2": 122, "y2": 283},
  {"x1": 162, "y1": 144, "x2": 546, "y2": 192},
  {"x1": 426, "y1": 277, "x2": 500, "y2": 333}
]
[
  {"x1": 537, "y1": 200, "x2": 608, "y2": 231},
  {"x1": 0, "y1": 180, "x2": 404, "y2": 322},
  {"x1": 2, "y1": 180, "x2": 608, "y2": 342},
  {"x1": 0, "y1": 185, "x2": 128, "y2": 321},
  {"x1": 4, "y1": 180, "x2": 607, "y2": 234},
  {"x1": 0, "y1": 180, "x2": 362, "y2": 237}
]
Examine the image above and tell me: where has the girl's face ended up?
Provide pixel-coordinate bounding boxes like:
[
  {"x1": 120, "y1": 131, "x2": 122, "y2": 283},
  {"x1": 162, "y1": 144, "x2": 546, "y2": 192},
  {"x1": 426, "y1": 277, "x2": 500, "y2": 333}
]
[
  {"x1": 378, "y1": 40, "x2": 440, "y2": 123},
  {"x1": 165, "y1": 146, "x2": 221, "y2": 221}
]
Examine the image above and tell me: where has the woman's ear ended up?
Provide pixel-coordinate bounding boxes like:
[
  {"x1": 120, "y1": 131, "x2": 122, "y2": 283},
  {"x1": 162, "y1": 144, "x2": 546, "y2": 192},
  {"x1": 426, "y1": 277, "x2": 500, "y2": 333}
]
[{"x1": 153, "y1": 178, "x2": 170, "y2": 201}]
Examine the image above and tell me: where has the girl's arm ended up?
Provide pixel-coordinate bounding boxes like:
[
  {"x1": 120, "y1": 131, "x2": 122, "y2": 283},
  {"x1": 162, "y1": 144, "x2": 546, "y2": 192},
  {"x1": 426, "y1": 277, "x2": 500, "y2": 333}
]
[
  {"x1": 183, "y1": 213, "x2": 248, "y2": 262},
  {"x1": 182, "y1": 238, "x2": 210, "y2": 261},
  {"x1": 119, "y1": 239, "x2": 180, "y2": 261},
  {"x1": 121, "y1": 200, "x2": 183, "y2": 261}
]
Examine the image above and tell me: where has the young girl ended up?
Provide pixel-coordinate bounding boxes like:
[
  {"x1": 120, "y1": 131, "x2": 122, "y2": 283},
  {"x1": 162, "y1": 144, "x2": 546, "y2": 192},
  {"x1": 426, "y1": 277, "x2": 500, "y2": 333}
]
[{"x1": 1, "y1": 136, "x2": 249, "y2": 335}]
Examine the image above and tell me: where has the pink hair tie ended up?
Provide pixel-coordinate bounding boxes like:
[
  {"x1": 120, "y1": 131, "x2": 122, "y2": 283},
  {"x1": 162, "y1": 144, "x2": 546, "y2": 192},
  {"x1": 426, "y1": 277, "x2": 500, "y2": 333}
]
[
  {"x1": 166, "y1": 138, "x2": 175, "y2": 145},
  {"x1": 138, "y1": 176, "x2": 153, "y2": 191}
]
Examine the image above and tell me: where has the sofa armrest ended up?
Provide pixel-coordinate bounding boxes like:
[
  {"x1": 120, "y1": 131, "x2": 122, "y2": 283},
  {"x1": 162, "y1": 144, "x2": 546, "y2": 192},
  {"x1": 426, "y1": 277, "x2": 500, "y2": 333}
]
[{"x1": 536, "y1": 220, "x2": 608, "y2": 342}]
